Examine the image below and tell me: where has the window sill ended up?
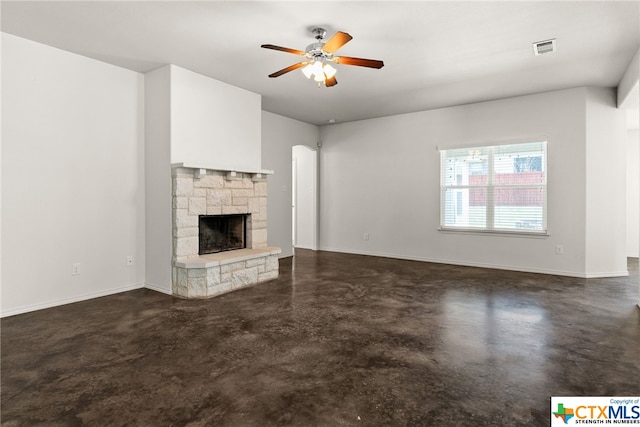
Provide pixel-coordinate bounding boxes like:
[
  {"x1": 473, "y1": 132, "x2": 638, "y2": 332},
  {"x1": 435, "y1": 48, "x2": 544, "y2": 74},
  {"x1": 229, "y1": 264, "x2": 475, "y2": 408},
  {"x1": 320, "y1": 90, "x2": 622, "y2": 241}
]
[{"x1": 438, "y1": 228, "x2": 549, "y2": 238}]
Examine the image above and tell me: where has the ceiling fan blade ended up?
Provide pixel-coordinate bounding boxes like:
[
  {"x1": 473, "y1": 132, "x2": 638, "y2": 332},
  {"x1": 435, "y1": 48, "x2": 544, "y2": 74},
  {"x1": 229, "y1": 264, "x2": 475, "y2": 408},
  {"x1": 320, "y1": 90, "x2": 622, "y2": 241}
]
[
  {"x1": 335, "y1": 56, "x2": 384, "y2": 69},
  {"x1": 333, "y1": 56, "x2": 384, "y2": 69},
  {"x1": 322, "y1": 31, "x2": 352, "y2": 53},
  {"x1": 261, "y1": 44, "x2": 305, "y2": 56},
  {"x1": 325, "y1": 76, "x2": 338, "y2": 87},
  {"x1": 268, "y1": 62, "x2": 306, "y2": 78}
]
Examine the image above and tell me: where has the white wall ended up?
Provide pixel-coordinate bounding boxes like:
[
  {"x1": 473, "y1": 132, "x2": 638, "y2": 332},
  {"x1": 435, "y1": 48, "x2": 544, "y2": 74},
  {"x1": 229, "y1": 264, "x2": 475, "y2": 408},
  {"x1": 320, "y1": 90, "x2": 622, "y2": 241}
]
[
  {"x1": 318, "y1": 87, "x2": 613, "y2": 277},
  {"x1": 293, "y1": 145, "x2": 318, "y2": 250},
  {"x1": 170, "y1": 65, "x2": 261, "y2": 171},
  {"x1": 144, "y1": 65, "x2": 172, "y2": 293},
  {"x1": 1, "y1": 33, "x2": 145, "y2": 316},
  {"x1": 584, "y1": 87, "x2": 628, "y2": 276},
  {"x1": 261, "y1": 111, "x2": 319, "y2": 258},
  {"x1": 628, "y1": 129, "x2": 640, "y2": 258}
]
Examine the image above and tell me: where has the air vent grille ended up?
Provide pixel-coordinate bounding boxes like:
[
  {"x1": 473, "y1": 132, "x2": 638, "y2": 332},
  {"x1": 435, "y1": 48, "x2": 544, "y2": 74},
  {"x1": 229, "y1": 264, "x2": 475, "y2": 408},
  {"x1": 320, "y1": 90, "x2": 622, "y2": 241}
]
[{"x1": 533, "y1": 39, "x2": 557, "y2": 56}]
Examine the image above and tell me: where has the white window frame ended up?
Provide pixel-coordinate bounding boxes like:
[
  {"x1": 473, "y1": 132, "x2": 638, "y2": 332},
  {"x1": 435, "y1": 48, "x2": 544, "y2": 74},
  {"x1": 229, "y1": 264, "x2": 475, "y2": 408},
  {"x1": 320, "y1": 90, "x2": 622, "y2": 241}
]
[{"x1": 439, "y1": 141, "x2": 548, "y2": 236}]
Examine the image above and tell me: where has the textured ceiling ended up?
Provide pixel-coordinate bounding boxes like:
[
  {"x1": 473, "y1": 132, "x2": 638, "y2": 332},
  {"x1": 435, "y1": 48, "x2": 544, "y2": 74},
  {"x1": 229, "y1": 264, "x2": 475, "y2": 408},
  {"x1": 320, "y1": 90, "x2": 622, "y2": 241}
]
[{"x1": 2, "y1": 1, "x2": 639, "y2": 126}]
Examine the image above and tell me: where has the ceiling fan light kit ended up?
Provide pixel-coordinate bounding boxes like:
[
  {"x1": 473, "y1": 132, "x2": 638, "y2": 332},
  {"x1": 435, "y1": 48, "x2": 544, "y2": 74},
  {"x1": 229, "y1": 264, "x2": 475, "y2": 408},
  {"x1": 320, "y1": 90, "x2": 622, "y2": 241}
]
[{"x1": 261, "y1": 27, "x2": 384, "y2": 88}]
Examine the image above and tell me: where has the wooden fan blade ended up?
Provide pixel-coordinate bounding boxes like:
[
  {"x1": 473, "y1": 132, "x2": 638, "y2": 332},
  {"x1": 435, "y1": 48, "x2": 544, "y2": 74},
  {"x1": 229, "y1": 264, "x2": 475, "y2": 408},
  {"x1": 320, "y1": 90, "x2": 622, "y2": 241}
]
[
  {"x1": 335, "y1": 56, "x2": 384, "y2": 69},
  {"x1": 261, "y1": 44, "x2": 305, "y2": 56},
  {"x1": 268, "y1": 62, "x2": 306, "y2": 78},
  {"x1": 322, "y1": 31, "x2": 352, "y2": 53},
  {"x1": 325, "y1": 76, "x2": 338, "y2": 87}
]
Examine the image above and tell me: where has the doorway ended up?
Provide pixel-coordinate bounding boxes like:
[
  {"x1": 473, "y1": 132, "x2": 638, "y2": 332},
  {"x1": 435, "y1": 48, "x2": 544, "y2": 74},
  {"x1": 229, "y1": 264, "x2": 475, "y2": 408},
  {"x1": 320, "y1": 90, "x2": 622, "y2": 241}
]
[{"x1": 292, "y1": 145, "x2": 318, "y2": 251}]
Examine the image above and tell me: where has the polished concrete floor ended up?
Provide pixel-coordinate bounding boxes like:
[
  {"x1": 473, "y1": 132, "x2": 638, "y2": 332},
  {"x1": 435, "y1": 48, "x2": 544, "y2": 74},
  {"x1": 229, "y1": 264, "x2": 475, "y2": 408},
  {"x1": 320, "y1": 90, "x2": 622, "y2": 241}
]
[{"x1": 2, "y1": 250, "x2": 639, "y2": 426}]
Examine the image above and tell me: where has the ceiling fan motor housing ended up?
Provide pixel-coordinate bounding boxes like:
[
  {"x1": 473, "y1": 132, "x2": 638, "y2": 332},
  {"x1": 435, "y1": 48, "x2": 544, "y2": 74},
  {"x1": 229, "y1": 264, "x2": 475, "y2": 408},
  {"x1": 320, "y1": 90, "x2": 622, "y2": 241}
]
[
  {"x1": 305, "y1": 42, "x2": 331, "y2": 61},
  {"x1": 306, "y1": 28, "x2": 331, "y2": 61}
]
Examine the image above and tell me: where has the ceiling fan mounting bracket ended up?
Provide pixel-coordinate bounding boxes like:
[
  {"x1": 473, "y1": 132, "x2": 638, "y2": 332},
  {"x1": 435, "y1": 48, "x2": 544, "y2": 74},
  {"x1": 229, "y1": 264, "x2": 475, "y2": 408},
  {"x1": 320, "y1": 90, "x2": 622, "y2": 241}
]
[{"x1": 311, "y1": 27, "x2": 327, "y2": 41}]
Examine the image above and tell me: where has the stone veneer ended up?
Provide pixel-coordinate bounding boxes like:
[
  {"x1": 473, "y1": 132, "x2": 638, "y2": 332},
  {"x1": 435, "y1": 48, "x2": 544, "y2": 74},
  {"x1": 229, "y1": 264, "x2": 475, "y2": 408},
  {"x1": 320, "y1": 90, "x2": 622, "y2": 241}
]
[{"x1": 171, "y1": 165, "x2": 280, "y2": 298}]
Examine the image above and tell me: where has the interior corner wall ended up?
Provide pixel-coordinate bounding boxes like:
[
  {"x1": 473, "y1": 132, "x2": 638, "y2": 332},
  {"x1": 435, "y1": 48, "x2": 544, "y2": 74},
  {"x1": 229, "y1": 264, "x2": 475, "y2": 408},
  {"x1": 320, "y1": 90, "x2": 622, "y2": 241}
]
[
  {"x1": 628, "y1": 129, "x2": 640, "y2": 258},
  {"x1": 261, "y1": 111, "x2": 319, "y2": 258},
  {"x1": 1, "y1": 33, "x2": 146, "y2": 316},
  {"x1": 144, "y1": 65, "x2": 173, "y2": 293},
  {"x1": 319, "y1": 87, "x2": 593, "y2": 277},
  {"x1": 584, "y1": 87, "x2": 628, "y2": 277},
  {"x1": 617, "y1": 47, "x2": 639, "y2": 109},
  {"x1": 144, "y1": 64, "x2": 265, "y2": 292}
]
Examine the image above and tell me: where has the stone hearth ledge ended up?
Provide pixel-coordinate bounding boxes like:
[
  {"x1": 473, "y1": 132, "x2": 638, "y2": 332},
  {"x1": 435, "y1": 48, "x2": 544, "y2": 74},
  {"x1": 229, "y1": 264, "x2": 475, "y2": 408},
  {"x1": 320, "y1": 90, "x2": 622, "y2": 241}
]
[
  {"x1": 172, "y1": 247, "x2": 281, "y2": 299},
  {"x1": 175, "y1": 247, "x2": 281, "y2": 268}
]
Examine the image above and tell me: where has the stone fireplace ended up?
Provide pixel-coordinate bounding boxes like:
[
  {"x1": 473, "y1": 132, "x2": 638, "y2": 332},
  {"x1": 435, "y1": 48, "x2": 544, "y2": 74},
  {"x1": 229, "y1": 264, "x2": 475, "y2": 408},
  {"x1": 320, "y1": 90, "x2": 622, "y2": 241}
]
[{"x1": 171, "y1": 164, "x2": 280, "y2": 298}]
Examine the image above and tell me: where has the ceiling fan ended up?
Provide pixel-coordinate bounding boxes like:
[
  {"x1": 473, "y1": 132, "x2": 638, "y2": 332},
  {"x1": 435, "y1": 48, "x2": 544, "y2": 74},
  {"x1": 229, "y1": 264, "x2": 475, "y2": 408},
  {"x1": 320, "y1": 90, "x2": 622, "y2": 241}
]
[{"x1": 261, "y1": 27, "x2": 384, "y2": 87}]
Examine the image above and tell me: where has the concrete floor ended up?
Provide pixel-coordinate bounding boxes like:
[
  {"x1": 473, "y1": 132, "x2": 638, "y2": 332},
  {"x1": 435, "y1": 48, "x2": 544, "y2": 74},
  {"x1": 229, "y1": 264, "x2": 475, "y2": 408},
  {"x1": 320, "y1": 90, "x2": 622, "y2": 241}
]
[{"x1": 2, "y1": 250, "x2": 639, "y2": 426}]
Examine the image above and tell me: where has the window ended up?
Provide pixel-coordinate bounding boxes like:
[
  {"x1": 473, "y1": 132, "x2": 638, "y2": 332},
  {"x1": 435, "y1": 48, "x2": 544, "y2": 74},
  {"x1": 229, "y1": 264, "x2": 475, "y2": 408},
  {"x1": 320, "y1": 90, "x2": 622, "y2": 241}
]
[{"x1": 440, "y1": 141, "x2": 547, "y2": 234}]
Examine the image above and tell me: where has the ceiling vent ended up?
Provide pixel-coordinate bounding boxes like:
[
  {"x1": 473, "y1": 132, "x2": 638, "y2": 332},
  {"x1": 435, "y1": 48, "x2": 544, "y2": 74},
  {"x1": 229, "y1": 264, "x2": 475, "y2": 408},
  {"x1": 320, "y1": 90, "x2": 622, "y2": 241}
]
[{"x1": 533, "y1": 39, "x2": 557, "y2": 56}]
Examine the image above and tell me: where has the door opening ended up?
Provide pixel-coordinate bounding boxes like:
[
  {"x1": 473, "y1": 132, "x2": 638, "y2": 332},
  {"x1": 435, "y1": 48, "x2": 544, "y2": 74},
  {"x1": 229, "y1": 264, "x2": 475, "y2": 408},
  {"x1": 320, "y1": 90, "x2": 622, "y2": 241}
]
[{"x1": 292, "y1": 145, "x2": 318, "y2": 251}]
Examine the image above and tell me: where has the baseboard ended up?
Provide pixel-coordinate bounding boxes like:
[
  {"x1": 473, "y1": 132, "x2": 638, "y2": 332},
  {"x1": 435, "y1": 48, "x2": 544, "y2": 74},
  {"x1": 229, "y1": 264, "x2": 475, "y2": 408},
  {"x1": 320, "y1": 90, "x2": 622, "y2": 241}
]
[
  {"x1": 278, "y1": 248, "x2": 294, "y2": 259},
  {"x1": 144, "y1": 282, "x2": 172, "y2": 295},
  {"x1": 318, "y1": 246, "x2": 628, "y2": 279},
  {"x1": 1, "y1": 282, "x2": 145, "y2": 318},
  {"x1": 583, "y1": 271, "x2": 629, "y2": 278}
]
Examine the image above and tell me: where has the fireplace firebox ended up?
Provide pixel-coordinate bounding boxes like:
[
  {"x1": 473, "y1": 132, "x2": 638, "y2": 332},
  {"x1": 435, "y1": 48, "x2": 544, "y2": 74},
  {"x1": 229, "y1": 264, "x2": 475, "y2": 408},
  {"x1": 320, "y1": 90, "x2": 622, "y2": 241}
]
[{"x1": 199, "y1": 214, "x2": 247, "y2": 255}]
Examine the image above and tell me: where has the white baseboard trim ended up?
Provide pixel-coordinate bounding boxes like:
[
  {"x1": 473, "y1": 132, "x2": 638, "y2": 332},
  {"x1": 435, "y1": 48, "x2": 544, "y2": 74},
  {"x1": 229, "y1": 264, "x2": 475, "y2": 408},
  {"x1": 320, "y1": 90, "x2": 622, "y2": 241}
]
[
  {"x1": 583, "y1": 271, "x2": 629, "y2": 278},
  {"x1": 318, "y1": 246, "x2": 629, "y2": 279},
  {"x1": 278, "y1": 249, "x2": 294, "y2": 259},
  {"x1": 294, "y1": 245, "x2": 317, "y2": 251},
  {"x1": 144, "y1": 282, "x2": 172, "y2": 295},
  {"x1": 1, "y1": 282, "x2": 145, "y2": 318}
]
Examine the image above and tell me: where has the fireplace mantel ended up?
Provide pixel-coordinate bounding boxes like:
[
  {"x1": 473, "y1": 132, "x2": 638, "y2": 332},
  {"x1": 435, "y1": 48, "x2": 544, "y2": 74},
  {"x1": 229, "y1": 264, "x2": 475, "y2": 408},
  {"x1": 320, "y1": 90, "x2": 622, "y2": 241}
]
[{"x1": 172, "y1": 162, "x2": 273, "y2": 179}]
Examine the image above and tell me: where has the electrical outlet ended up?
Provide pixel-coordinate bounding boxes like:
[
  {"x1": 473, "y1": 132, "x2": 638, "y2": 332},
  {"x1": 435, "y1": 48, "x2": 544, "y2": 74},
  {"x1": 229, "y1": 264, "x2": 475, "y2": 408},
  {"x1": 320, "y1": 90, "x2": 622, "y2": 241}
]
[
  {"x1": 126, "y1": 256, "x2": 134, "y2": 266},
  {"x1": 555, "y1": 244, "x2": 564, "y2": 255},
  {"x1": 72, "y1": 263, "x2": 80, "y2": 275},
  {"x1": 363, "y1": 232, "x2": 370, "y2": 241}
]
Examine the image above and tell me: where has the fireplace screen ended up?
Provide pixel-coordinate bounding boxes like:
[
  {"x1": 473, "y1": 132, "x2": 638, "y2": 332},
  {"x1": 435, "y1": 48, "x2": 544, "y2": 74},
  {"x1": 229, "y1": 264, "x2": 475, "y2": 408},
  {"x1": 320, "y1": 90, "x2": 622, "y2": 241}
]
[{"x1": 199, "y1": 214, "x2": 247, "y2": 255}]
